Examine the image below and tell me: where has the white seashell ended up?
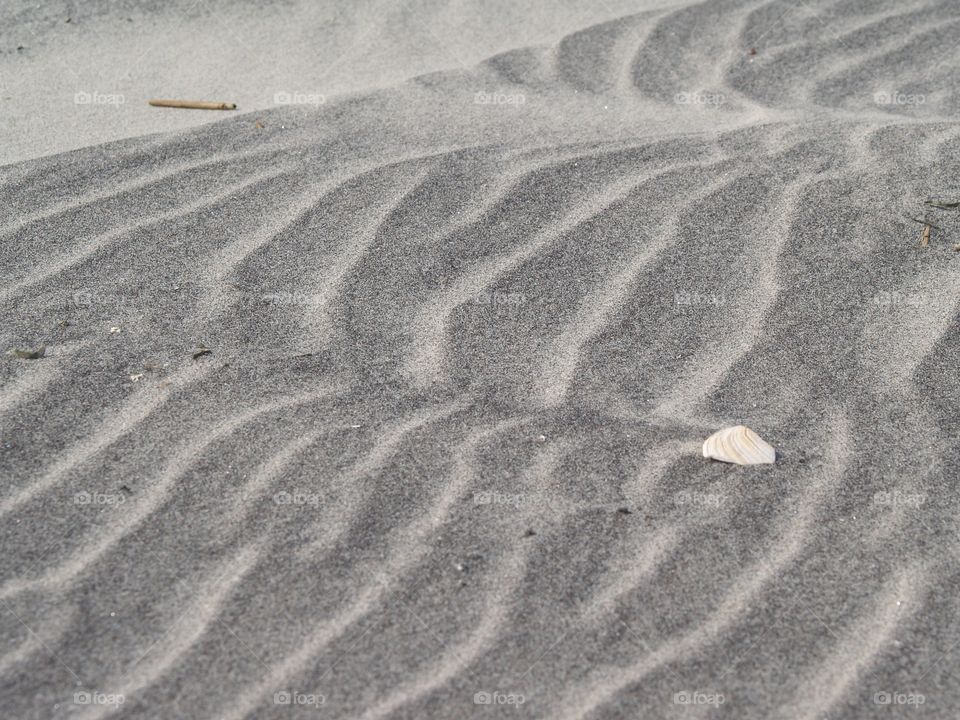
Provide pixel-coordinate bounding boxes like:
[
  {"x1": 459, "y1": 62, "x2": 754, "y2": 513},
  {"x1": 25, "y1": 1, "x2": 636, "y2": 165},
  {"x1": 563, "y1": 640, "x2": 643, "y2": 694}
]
[{"x1": 702, "y1": 425, "x2": 775, "y2": 465}]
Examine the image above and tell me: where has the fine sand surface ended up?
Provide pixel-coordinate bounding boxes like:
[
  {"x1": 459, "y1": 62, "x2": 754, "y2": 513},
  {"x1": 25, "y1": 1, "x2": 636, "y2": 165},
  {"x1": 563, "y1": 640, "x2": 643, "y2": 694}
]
[{"x1": 2, "y1": 1, "x2": 960, "y2": 718}]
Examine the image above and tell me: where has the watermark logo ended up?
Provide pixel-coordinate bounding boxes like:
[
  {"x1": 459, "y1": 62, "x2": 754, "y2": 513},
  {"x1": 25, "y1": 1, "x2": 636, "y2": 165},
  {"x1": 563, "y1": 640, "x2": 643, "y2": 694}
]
[
  {"x1": 74, "y1": 91, "x2": 125, "y2": 106},
  {"x1": 473, "y1": 490, "x2": 563, "y2": 513},
  {"x1": 261, "y1": 291, "x2": 324, "y2": 307},
  {"x1": 674, "y1": 690, "x2": 725, "y2": 705},
  {"x1": 874, "y1": 691, "x2": 925, "y2": 705},
  {"x1": 869, "y1": 291, "x2": 926, "y2": 308},
  {"x1": 474, "y1": 91, "x2": 526, "y2": 106},
  {"x1": 675, "y1": 291, "x2": 726, "y2": 306},
  {"x1": 69, "y1": 289, "x2": 128, "y2": 308},
  {"x1": 873, "y1": 91, "x2": 925, "y2": 106},
  {"x1": 273, "y1": 690, "x2": 325, "y2": 706},
  {"x1": 74, "y1": 491, "x2": 125, "y2": 506},
  {"x1": 274, "y1": 91, "x2": 326, "y2": 106},
  {"x1": 74, "y1": 691, "x2": 124, "y2": 706},
  {"x1": 472, "y1": 291, "x2": 526, "y2": 306},
  {"x1": 674, "y1": 91, "x2": 725, "y2": 106},
  {"x1": 873, "y1": 491, "x2": 926, "y2": 509},
  {"x1": 273, "y1": 490, "x2": 321, "y2": 508},
  {"x1": 473, "y1": 491, "x2": 525, "y2": 508},
  {"x1": 674, "y1": 491, "x2": 724, "y2": 508},
  {"x1": 474, "y1": 690, "x2": 525, "y2": 705}
]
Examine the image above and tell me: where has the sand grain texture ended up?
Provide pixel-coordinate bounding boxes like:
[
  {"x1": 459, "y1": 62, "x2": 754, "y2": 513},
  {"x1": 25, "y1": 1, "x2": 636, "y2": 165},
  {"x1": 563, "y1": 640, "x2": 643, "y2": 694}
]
[{"x1": 2, "y1": 0, "x2": 960, "y2": 718}]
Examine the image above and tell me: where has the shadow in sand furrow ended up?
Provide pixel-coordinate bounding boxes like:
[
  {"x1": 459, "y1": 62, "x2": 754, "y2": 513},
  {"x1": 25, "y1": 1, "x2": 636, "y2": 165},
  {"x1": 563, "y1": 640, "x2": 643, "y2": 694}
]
[
  {"x1": 48, "y1": 410, "x2": 528, "y2": 717},
  {"x1": 0, "y1": 147, "x2": 287, "y2": 243},
  {"x1": 0, "y1": 380, "x2": 343, "y2": 598},
  {"x1": 68, "y1": 544, "x2": 261, "y2": 720},
  {"x1": 0, "y1": 361, "x2": 218, "y2": 521},
  {"x1": 0, "y1": 542, "x2": 260, "y2": 720},
  {"x1": 212, "y1": 394, "x2": 478, "y2": 547},
  {"x1": 525, "y1": 411, "x2": 853, "y2": 719},
  {"x1": 306, "y1": 419, "x2": 724, "y2": 715},
  {"x1": 353, "y1": 437, "x2": 574, "y2": 719},
  {"x1": 330, "y1": 139, "x2": 708, "y2": 389},
  {"x1": 0, "y1": 340, "x2": 90, "y2": 417},
  {"x1": 627, "y1": 0, "x2": 756, "y2": 108},
  {"x1": 296, "y1": 398, "x2": 474, "y2": 559},
  {"x1": 475, "y1": 6, "x2": 669, "y2": 101},
  {"x1": 398, "y1": 140, "x2": 689, "y2": 389},
  {"x1": 0, "y1": 164, "x2": 298, "y2": 306},
  {"x1": 183, "y1": 416, "x2": 529, "y2": 720},
  {"x1": 404, "y1": 145, "x2": 722, "y2": 401},
  {"x1": 702, "y1": 124, "x2": 959, "y2": 432},
  {"x1": 531, "y1": 161, "x2": 735, "y2": 410},
  {"x1": 2, "y1": 2, "x2": 960, "y2": 717},
  {"x1": 550, "y1": 150, "x2": 806, "y2": 427},
  {"x1": 810, "y1": 17, "x2": 960, "y2": 112},
  {"x1": 0, "y1": 605, "x2": 74, "y2": 684},
  {"x1": 729, "y1": 0, "x2": 960, "y2": 115},
  {"x1": 0, "y1": 105, "x2": 318, "y2": 204},
  {"x1": 648, "y1": 171, "x2": 825, "y2": 425},
  {"x1": 774, "y1": 571, "x2": 928, "y2": 720},
  {"x1": 227, "y1": 161, "x2": 438, "y2": 352},
  {"x1": 0, "y1": 390, "x2": 480, "y2": 716},
  {"x1": 857, "y1": 264, "x2": 960, "y2": 392},
  {"x1": 550, "y1": 10, "x2": 665, "y2": 97}
]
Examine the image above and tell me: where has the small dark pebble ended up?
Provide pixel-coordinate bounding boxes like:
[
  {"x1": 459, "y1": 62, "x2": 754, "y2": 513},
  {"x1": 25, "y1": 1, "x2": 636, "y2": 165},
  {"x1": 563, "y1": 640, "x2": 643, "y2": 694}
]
[
  {"x1": 616, "y1": 507, "x2": 633, "y2": 515},
  {"x1": 523, "y1": 528, "x2": 536, "y2": 537},
  {"x1": 748, "y1": 47, "x2": 757, "y2": 55}
]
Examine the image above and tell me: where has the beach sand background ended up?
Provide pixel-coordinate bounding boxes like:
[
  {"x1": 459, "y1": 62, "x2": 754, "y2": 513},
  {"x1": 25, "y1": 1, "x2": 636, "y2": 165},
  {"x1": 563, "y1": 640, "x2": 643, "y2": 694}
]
[{"x1": 1, "y1": 0, "x2": 959, "y2": 718}]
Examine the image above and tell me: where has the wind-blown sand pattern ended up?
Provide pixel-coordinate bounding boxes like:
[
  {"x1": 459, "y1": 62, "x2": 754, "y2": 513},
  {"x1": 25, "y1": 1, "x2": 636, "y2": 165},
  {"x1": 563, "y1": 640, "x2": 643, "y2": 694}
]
[{"x1": 2, "y1": 0, "x2": 960, "y2": 718}]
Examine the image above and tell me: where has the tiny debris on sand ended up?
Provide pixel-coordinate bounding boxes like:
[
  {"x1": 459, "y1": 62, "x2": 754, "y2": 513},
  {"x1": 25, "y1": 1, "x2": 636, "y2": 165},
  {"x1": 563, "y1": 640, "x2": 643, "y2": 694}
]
[
  {"x1": 7, "y1": 346, "x2": 46, "y2": 360},
  {"x1": 924, "y1": 198, "x2": 960, "y2": 210},
  {"x1": 192, "y1": 345, "x2": 212, "y2": 360}
]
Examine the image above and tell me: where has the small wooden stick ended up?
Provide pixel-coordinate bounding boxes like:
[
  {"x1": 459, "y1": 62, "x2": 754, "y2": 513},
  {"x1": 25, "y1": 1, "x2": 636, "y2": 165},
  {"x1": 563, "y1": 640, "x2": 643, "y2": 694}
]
[
  {"x1": 149, "y1": 99, "x2": 237, "y2": 110},
  {"x1": 907, "y1": 217, "x2": 943, "y2": 230},
  {"x1": 919, "y1": 223, "x2": 931, "y2": 247}
]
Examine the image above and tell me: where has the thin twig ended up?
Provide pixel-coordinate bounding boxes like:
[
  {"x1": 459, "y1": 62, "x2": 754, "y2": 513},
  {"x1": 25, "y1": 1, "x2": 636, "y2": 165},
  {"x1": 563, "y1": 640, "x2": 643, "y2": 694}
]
[
  {"x1": 149, "y1": 99, "x2": 237, "y2": 110},
  {"x1": 907, "y1": 217, "x2": 943, "y2": 230}
]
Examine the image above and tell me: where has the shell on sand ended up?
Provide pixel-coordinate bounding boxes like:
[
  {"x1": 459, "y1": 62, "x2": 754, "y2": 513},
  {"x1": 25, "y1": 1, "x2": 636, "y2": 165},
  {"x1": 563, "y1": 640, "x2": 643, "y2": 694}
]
[{"x1": 702, "y1": 425, "x2": 775, "y2": 465}]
